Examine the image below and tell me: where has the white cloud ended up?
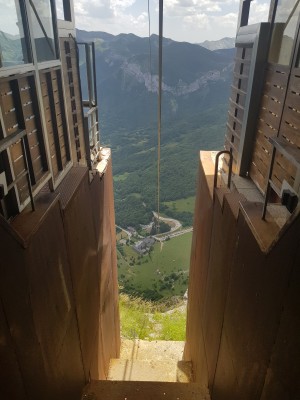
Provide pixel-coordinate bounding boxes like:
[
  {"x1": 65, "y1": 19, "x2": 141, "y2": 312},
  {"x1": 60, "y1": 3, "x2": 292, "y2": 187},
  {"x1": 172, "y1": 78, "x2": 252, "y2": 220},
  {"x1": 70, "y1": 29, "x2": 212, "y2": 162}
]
[
  {"x1": 183, "y1": 13, "x2": 210, "y2": 29},
  {"x1": 212, "y1": 12, "x2": 238, "y2": 29},
  {"x1": 248, "y1": 1, "x2": 269, "y2": 24},
  {"x1": 73, "y1": 0, "x2": 271, "y2": 43}
]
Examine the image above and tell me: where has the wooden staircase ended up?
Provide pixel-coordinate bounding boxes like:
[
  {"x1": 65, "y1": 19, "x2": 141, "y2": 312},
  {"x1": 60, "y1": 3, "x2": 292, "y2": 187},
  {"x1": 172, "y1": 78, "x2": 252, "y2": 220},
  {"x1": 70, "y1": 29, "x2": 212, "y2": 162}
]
[{"x1": 82, "y1": 340, "x2": 210, "y2": 400}]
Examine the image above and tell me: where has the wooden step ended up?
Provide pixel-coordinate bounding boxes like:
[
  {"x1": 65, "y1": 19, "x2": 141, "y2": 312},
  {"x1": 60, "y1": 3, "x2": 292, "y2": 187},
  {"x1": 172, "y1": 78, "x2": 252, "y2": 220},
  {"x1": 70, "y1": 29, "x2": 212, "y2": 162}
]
[
  {"x1": 108, "y1": 359, "x2": 193, "y2": 382},
  {"x1": 82, "y1": 380, "x2": 210, "y2": 400}
]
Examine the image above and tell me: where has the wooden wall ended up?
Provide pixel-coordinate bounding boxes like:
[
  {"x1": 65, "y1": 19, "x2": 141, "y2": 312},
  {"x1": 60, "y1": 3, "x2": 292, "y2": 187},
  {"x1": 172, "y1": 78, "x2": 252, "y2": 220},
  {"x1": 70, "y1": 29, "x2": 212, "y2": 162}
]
[
  {"x1": 0, "y1": 158, "x2": 120, "y2": 399},
  {"x1": 185, "y1": 151, "x2": 300, "y2": 400}
]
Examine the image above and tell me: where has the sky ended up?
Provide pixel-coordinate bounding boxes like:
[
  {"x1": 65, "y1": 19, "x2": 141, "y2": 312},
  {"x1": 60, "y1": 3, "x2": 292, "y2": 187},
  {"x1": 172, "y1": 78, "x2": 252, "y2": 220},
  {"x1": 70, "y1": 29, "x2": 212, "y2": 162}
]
[{"x1": 73, "y1": 0, "x2": 271, "y2": 43}]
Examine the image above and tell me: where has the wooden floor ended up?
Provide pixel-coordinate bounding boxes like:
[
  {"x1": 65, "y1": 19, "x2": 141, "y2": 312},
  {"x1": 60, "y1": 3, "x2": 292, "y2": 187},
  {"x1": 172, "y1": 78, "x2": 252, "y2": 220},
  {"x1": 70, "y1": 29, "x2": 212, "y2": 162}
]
[{"x1": 82, "y1": 381, "x2": 211, "y2": 400}]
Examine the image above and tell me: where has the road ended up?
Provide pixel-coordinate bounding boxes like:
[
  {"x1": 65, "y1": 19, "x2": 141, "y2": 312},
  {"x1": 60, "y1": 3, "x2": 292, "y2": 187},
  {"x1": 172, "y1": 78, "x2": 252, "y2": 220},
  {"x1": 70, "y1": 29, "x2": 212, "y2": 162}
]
[
  {"x1": 153, "y1": 227, "x2": 193, "y2": 242},
  {"x1": 152, "y1": 211, "x2": 182, "y2": 232},
  {"x1": 116, "y1": 212, "x2": 191, "y2": 244}
]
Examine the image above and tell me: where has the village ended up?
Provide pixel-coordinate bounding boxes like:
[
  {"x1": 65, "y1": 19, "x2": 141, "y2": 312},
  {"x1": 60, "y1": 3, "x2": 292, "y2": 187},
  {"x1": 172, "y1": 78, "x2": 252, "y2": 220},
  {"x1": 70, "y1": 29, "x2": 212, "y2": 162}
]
[{"x1": 116, "y1": 212, "x2": 193, "y2": 257}]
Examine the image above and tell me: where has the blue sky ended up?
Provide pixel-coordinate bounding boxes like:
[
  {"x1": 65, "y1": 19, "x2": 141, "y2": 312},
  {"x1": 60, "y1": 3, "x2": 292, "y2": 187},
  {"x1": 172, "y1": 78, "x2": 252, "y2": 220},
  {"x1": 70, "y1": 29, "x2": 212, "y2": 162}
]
[{"x1": 73, "y1": 0, "x2": 270, "y2": 43}]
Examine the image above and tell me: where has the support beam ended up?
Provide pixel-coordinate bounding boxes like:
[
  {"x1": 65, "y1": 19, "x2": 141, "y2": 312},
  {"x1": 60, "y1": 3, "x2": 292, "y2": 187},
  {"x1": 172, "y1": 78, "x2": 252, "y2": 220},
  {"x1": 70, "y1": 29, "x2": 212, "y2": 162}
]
[{"x1": 237, "y1": 0, "x2": 254, "y2": 29}]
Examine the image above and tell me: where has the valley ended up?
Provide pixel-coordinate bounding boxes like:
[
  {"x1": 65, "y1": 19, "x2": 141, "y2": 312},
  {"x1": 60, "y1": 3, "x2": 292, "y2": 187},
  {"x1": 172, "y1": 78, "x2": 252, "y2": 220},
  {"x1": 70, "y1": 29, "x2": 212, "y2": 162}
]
[{"x1": 76, "y1": 30, "x2": 235, "y2": 301}]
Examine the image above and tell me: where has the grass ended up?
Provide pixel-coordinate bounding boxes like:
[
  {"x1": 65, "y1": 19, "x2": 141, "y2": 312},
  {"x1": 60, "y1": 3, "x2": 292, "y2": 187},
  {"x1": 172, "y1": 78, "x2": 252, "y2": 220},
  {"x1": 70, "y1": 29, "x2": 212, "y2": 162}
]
[
  {"x1": 116, "y1": 231, "x2": 129, "y2": 241},
  {"x1": 163, "y1": 196, "x2": 195, "y2": 214},
  {"x1": 118, "y1": 233, "x2": 192, "y2": 300},
  {"x1": 114, "y1": 172, "x2": 129, "y2": 182},
  {"x1": 119, "y1": 293, "x2": 186, "y2": 340}
]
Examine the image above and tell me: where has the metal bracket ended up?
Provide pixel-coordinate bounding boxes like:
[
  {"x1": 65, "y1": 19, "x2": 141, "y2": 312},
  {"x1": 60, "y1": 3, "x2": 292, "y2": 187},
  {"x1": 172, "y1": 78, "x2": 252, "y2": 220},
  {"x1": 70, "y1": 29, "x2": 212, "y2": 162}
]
[{"x1": 214, "y1": 150, "x2": 233, "y2": 193}]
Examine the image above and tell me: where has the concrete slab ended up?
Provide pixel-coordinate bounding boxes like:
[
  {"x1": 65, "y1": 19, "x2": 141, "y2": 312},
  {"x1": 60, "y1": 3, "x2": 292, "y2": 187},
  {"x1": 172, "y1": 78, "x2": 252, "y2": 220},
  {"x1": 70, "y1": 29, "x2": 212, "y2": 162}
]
[
  {"x1": 120, "y1": 339, "x2": 186, "y2": 361},
  {"x1": 108, "y1": 359, "x2": 193, "y2": 382}
]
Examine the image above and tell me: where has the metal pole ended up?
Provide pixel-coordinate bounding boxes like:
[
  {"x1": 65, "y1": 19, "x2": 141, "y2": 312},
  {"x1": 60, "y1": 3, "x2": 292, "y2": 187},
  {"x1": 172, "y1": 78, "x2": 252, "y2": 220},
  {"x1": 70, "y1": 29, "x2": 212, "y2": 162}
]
[{"x1": 157, "y1": 0, "x2": 163, "y2": 234}]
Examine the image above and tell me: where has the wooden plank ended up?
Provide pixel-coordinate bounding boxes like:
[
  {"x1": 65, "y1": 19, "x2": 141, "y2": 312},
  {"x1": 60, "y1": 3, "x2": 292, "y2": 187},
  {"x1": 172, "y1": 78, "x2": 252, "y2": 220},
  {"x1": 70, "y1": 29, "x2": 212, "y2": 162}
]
[
  {"x1": 29, "y1": 142, "x2": 43, "y2": 161},
  {"x1": 17, "y1": 175, "x2": 29, "y2": 204},
  {"x1": 0, "y1": 227, "x2": 50, "y2": 399},
  {"x1": 252, "y1": 151, "x2": 268, "y2": 178},
  {"x1": 280, "y1": 124, "x2": 300, "y2": 147},
  {"x1": 22, "y1": 102, "x2": 34, "y2": 120},
  {"x1": 264, "y1": 82, "x2": 286, "y2": 102},
  {"x1": 1, "y1": 93, "x2": 14, "y2": 113},
  {"x1": 3, "y1": 110, "x2": 19, "y2": 134},
  {"x1": 24, "y1": 117, "x2": 37, "y2": 135},
  {"x1": 289, "y1": 73, "x2": 300, "y2": 93},
  {"x1": 259, "y1": 107, "x2": 280, "y2": 130},
  {"x1": 50, "y1": 154, "x2": 59, "y2": 177},
  {"x1": 13, "y1": 155, "x2": 26, "y2": 178},
  {"x1": 284, "y1": 91, "x2": 300, "y2": 111},
  {"x1": 10, "y1": 141, "x2": 23, "y2": 161},
  {"x1": 0, "y1": 301, "x2": 26, "y2": 400},
  {"x1": 255, "y1": 131, "x2": 273, "y2": 155},
  {"x1": 274, "y1": 149, "x2": 297, "y2": 176},
  {"x1": 265, "y1": 67, "x2": 289, "y2": 87},
  {"x1": 59, "y1": 170, "x2": 99, "y2": 379},
  {"x1": 256, "y1": 118, "x2": 278, "y2": 139},
  {"x1": 40, "y1": 81, "x2": 48, "y2": 97},
  {"x1": 83, "y1": 381, "x2": 210, "y2": 400},
  {"x1": 260, "y1": 244, "x2": 300, "y2": 400},
  {"x1": 272, "y1": 157, "x2": 295, "y2": 186},
  {"x1": 20, "y1": 89, "x2": 32, "y2": 106},
  {"x1": 212, "y1": 203, "x2": 300, "y2": 396},
  {"x1": 203, "y1": 192, "x2": 241, "y2": 387},
  {"x1": 270, "y1": 136, "x2": 300, "y2": 168},
  {"x1": 252, "y1": 141, "x2": 270, "y2": 165},
  {"x1": 249, "y1": 162, "x2": 267, "y2": 193},
  {"x1": 281, "y1": 106, "x2": 300, "y2": 129},
  {"x1": 27, "y1": 129, "x2": 39, "y2": 146},
  {"x1": 260, "y1": 94, "x2": 283, "y2": 116}
]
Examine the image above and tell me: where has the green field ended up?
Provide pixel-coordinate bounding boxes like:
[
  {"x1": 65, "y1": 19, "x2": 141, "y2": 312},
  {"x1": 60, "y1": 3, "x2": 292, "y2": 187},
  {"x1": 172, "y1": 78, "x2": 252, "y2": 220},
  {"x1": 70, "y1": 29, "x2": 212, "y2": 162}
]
[
  {"x1": 114, "y1": 172, "x2": 129, "y2": 182},
  {"x1": 163, "y1": 196, "x2": 195, "y2": 214},
  {"x1": 117, "y1": 232, "x2": 192, "y2": 301},
  {"x1": 119, "y1": 293, "x2": 186, "y2": 340}
]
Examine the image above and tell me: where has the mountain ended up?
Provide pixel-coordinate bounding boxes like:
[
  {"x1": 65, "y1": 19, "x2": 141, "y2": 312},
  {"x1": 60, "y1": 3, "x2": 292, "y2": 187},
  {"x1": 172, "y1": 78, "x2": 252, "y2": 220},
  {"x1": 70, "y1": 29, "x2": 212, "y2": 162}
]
[
  {"x1": 199, "y1": 37, "x2": 235, "y2": 51},
  {"x1": 77, "y1": 30, "x2": 234, "y2": 127},
  {"x1": 76, "y1": 30, "x2": 235, "y2": 228},
  {"x1": 0, "y1": 31, "x2": 23, "y2": 66}
]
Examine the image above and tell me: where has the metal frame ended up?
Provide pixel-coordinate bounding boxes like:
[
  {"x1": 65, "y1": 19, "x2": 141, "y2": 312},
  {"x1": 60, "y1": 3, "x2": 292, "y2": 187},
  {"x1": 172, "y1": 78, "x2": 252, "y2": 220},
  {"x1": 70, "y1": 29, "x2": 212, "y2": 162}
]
[
  {"x1": 261, "y1": 1, "x2": 300, "y2": 218},
  {"x1": 77, "y1": 42, "x2": 98, "y2": 107},
  {"x1": 213, "y1": 150, "x2": 233, "y2": 195},
  {"x1": 0, "y1": 129, "x2": 35, "y2": 214},
  {"x1": 236, "y1": 23, "x2": 271, "y2": 176},
  {"x1": 0, "y1": 0, "x2": 33, "y2": 78},
  {"x1": 0, "y1": 0, "x2": 76, "y2": 219},
  {"x1": 268, "y1": 0, "x2": 300, "y2": 68},
  {"x1": 77, "y1": 41, "x2": 100, "y2": 171},
  {"x1": 237, "y1": 0, "x2": 254, "y2": 29}
]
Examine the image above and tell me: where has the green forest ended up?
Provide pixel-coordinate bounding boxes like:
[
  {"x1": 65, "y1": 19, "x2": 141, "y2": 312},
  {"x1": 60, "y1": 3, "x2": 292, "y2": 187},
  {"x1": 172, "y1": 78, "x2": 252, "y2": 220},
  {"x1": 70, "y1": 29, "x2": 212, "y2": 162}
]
[{"x1": 110, "y1": 103, "x2": 227, "y2": 228}]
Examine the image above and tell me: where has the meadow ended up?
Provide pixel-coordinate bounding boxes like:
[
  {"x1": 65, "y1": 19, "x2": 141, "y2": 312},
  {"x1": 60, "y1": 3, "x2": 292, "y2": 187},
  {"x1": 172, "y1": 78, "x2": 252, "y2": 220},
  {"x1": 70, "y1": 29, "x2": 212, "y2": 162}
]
[
  {"x1": 163, "y1": 196, "x2": 195, "y2": 214},
  {"x1": 117, "y1": 232, "x2": 192, "y2": 301}
]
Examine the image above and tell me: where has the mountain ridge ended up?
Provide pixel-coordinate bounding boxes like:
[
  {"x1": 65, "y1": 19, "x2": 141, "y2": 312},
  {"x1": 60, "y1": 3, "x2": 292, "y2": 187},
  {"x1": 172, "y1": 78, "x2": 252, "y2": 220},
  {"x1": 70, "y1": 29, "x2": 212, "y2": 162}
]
[{"x1": 76, "y1": 30, "x2": 234, "y2": 228}]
